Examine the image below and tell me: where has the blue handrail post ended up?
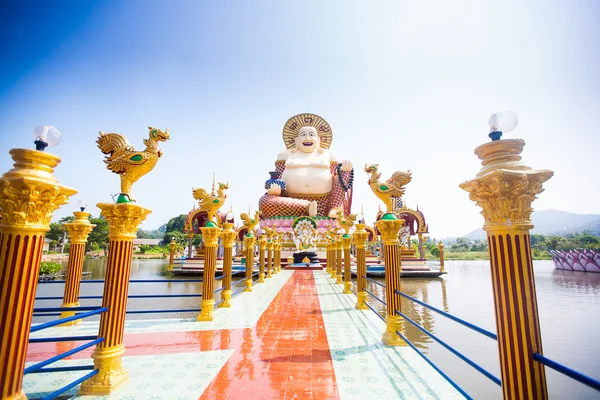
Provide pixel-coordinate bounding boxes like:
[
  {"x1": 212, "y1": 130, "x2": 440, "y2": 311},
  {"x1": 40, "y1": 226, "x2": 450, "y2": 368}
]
[
  {"x1": 459, "y1": 133, "x2": 553, "y2": 399},
  {"x1": 79, "y1": 202, "x2": 151, "y2": 395},
  {"x1": 0, "y1": 147, "x2": 77, "y2": 400},
  {"x1": 197, "y1": 224, "x2": 222, "y2": 321},
  {"x1": 219, "y1": 222, "x2": 236, "y2": 308},
  {"x1": 375, "y1": 213, "x2": 408, "y2": 347}
]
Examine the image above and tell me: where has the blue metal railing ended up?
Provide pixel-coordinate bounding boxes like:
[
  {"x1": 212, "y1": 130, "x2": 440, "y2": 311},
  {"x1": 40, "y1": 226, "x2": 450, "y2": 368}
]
[
  {"x1": 40, "y1": 369, "x2": 99, "y2": 400},
  {"x1": 24, "y1": 338, "x2": 103, "y2": 374},
  {"x1": 31, "y1": 308, "x2": 108, "y2": 332},
  {"x1": 533, "y1": 353, "x2": 600, "y2": 392}
]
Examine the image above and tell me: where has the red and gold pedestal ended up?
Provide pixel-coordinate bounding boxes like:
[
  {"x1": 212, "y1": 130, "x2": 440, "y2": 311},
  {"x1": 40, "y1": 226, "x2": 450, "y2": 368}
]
[
  {"x1": 257, "y1": 235, "x2": 266, "y2": 283},
  {"x1": 437, "y1": 241, "x2": 445, "y2": 273},
  {"x1": 341, "y1": 234, "x2": 352, "y2": 294},
  {"x1": 168, "y1": 238, "x2": 176, "y2": 272},
  {"x1": 353, "y1": 224, "x2": 369, "y2": 310},
  {"x1": 60, "y1": 211, "x2": 96, "y2": 324},
  {"x1": 197, "y1": 225, "x2": 222, "y2": 321},
  {"x1": 335, "y1": 238, "x2": 343, "y2": 284},
  {"x1": 219, "y1": 223, "x2": 236, "y2": 308},
  {"x1": 460, "y1": 138, "x2": 552, "y2": 399},
  {"x1": 243, "y1": 235, "x2": 256, "y2": 292},
  {"x1": 376, "y1": 215, "x2": 407, "y2": 347},
  {"x1": 0, "y1": 149, "x2": 77, "y2": 400},
  {"x1": 266, "y1": 240, "x2": 273, "y2": 278},
  {"x1": 79, "y1": 203, "x2": 151, "y2": 395}
]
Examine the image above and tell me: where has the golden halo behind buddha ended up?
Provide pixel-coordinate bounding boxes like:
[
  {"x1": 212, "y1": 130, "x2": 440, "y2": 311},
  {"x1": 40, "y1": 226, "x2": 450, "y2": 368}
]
[{"x1": 282, "y1": 113, "x2": 332, "y2": 150}]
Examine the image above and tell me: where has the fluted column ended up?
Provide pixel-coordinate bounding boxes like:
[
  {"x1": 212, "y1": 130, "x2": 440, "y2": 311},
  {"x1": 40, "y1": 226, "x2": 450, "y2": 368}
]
[
  {"x1": 325, "y1": 242, "x2": 331, "y2": 274},
  {"x1": 341, "y1": 234, "x2": 352, "y2": 294},
  {"x1": 437, "y1": 241, "x2": 445, "y2": 272},
  {"x1": 460, "y1": 138, "x2": 552, "y2": 399},
  {"x1": 168, "y1": 238, "x2": 176, "y2": 271},
  {"x1": 273, "y1": 235, "x2": 281, "y2": 274},
  {"x1": 219, "y1": 223, "x2": 236, "y2": 308},
  {"x1": 0, "y1": 148, "x2": 76, "y2": 400},
  {"x1": 335, "y1": 236, "x2": 343, "y2": 284},
  {"x1": 375, "y1": 214, "x2": 407, "y2": 347},
  {"x1": 329, "y1": 239, "x2": 337, "y2": 279},
  {"x1": 266, "y1": 240, "x2": 274, "y2": 278},
  {"x1": 353, "y1": 224, "x2": 369, "y2": 310},
  {"x1": 80, "y1": 203, "x2": 151, "y2": 395},
  {"x1": 243, "y1": 234, "x2": 256, "y2": 292},
  {"x1": 257, "y1": 235, "x2": 266, "y2": 283},
  {"x1": 197, "y1": 223, "x2": 222, "y2": 321},
  {"x1": 60, "y1": 211, "x2": 96, "y2": 324}
]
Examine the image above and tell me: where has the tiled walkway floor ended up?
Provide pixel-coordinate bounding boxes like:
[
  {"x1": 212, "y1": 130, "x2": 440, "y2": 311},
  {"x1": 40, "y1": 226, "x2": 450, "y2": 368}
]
[{"x1": 24, "y1": 270, "x2": 462, "y2": 399}]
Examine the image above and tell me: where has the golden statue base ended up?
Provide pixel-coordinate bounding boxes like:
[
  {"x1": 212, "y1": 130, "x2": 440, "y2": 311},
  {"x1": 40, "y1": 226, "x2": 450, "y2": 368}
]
[
  {"x1": 266, "y1": 269, "x2": 273, "y2": 278},
  {"x1": 355, "y1": 291, "x2": 368, "y2": 310},
  {"x1": 243, "y1": 279, "x2": 253, "y2": 292},
  {"x1": 382, "y1": 315, "x2": 407, "y2": 347},
  {"x1": 219, "y1": 290, "x2": 231, "y2": 308},
  {"x1": 197, "y1": 299, "x2": 215, "y2": 321},
  {"x1": 79, "y1": 345, "x2": 128, "y2": 395},
  {"x1": 336, "y1": 274, "x2": 343, "y2": 284},
  {"x1": 343, "y1": 281, "x2": 352, "y2": 294},
  {"x1": 258, "y1": 272, "x2": 265, "y2": 283}
]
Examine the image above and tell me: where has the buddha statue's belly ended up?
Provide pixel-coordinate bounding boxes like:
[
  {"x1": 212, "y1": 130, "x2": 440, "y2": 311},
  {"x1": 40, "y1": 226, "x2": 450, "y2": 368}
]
[{"x1": 282, "y1": 167, "x2": 333, "y2": 195}]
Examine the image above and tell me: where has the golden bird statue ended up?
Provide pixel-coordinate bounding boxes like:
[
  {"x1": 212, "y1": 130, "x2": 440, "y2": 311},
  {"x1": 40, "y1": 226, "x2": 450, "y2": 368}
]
[
  {"x1": 329, "y1": 208, "x2": 357, "y2": 234},
  {"x1": 192, "y1": 182, "x2": 229, "y2": 224},
  {"x1": 240, "y1": 210, "x2": 261, "y2": 235},
  {"x1": 97, "y1": 126, "x2": 170, "y2": 203},
  {"x1": 365, "y1": 164, "x2": 412, "y2": 213}
]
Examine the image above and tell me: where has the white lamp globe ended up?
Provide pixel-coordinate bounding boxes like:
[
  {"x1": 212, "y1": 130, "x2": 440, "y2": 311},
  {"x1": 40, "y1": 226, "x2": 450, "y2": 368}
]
[
  {"x1": 77, "y1": 199, "x2": 89, "y2": 211},
  {"x1": 33, "y1": 125, "x2": 62, "y2": 150}
]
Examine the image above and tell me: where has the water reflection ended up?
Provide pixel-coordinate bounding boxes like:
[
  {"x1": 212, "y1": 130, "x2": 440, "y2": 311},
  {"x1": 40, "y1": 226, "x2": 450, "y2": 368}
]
[{"x1": 552, "y1": 269, "x2": 600, "y2": 291}]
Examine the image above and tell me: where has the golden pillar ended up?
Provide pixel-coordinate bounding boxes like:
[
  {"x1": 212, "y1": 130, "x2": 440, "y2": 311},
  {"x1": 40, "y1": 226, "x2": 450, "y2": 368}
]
[
  {"x1": 325, "y1": 241, "x2": 331, "y2": 274},
  {"x1": 80, "y1": 203, "x2": 151, "y2": 395},
  {"x1": 353, "y1": 223, "x2": 369, "y2": 310},
  {"x1": 257, "y1": 235, "x2": 266, "y2": 283},
  {"x1": 197, "y1": 223, "x2": 222, "y2": 321},
  {"x1": 243, "y1": 234, "x2": 256, "y2": 292},
  {"x1": 0, "y1": 148, "x2": 76, "y2": 400},
  {"x1": 460, "y1": 137, "x2": 552, "y2": 399},
  {"x1": 335, "y1": 236, "x2": 343, "y2": 284},
  {"x1": 168, "y1": 238, "x2": 176, "y2": 272},
  {"x1": 272, "y1": 234, "x2": 281, "y2": 274},
  {"x1": 60, "y1": 211, "x2": 96, "y2": 324},
  {"x1": 341, "y1": 234, "x2": 353, "y2": 294},
  {"x1": 376, "y1": 214, "x2": 407, "y2": 347},
  {"x1": 266, "y1": 239, "x2": 274, "y2": 278},
  {"x1": 437, "y1": 241, "x2": 445, "y2": 272},
  {"x1": 329, "y1": 238, "x2": 337, "y2": 279},
  {"x1": 219, "y1": 222, "x2": 236, "y2": 308}
]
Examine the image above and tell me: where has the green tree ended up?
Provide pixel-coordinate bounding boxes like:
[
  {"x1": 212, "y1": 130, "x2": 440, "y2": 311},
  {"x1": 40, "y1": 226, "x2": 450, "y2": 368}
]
[
  {"x1": 88, "y1": 216, "x2": 109, "y2": 253},
  {"x1": 575, "y1": 233, "x2": 600, "y2": 249},
  {"x1": 430, "y1": 246, "x2": 440, "y2": 258},
  {"x1": 163, "y1": 231, "x2": 188, "y2": 248},
  {"x1": 138, "y1": 244, "x2": 151, "y2": 254},
  {"x1": 165, "y1": 214, "x2": 186, "y2": 233},
  {"x1": 450, "y1": 237, "x2": 470, "y2": 252},
  {"x1": 46, "y1": 222, "x2": 65, "y2": 251},
  {"x1": 545, "y1": 236, "x2": 564, "y2": 250}
]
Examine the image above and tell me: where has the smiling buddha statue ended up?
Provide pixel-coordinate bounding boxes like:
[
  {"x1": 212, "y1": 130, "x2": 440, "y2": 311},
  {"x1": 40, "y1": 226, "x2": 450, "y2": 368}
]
[{"x1": 259, "y1": 113, "x2": 354, "y2": 219}]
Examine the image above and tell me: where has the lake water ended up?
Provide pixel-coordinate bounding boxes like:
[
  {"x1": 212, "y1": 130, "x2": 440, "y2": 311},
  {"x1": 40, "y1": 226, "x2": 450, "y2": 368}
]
[{"x1": 33, "y1": 259, "x2": 600, "y2": 399}]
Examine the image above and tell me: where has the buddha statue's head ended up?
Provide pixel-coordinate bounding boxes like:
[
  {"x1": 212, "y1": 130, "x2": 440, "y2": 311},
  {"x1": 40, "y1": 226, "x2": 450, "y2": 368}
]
[{"x1": 295, "y1": 126, "x2": 320, "y2": 153}]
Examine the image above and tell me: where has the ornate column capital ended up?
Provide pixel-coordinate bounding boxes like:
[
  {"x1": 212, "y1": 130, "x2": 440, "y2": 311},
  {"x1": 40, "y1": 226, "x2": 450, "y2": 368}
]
[
  {"x1": 258, "y1": 235, "x2": 267, "y2": 249},
  {"x1": 353, "y1": 223, "x2": 369, "y2": 248},
  {"x1": 64, "y1": 211, "x2": 96, "y2": 244},
  {"x1": 243, "y1": 234, "x2": 256, "y2": 248},
  {"x1": 200, "y1": 226, "x2": 221, "y2": 247},
  {"x1": 459, "y1": 139, "x2": 553, "y2": 231},
  {"x1": 220, "y1": 222, "x2": 236, "y2": 248},
  {"x1": 437, "y1": 241, "x2": 445, "y2": 251},
  {"x1": 375, "y1": 214, "x2": 404, "y2": 245},
  {"x1": 341, "y1": 234, "x2": 352, "y2": 249},
  {"x1": 97, "y1": 203, "x2": 152, "y2": 239},
  {"x1": 0, "y1": 149, "x2": 77, "y2": 232}
]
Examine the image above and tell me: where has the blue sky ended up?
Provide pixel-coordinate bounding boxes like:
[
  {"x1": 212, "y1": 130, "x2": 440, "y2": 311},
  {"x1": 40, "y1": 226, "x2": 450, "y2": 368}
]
[{"x1": 1, "y1": 0, "x2": 599, "y2": 237}]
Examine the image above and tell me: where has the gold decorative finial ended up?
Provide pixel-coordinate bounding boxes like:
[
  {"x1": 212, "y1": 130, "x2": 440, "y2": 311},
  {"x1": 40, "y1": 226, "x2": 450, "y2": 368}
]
[
  {"x1": 330, "y1": 208, "x2": 357, "y2": 234},
  {"x1": 192, "y1": 182, "x2": 229, "y2": 223},
  {"x1": 97, "y1": 126, "x2": 170, "y2": 203},
  {"x1": 365, "y1": 164, "x2": 412, "y2": 213},
  {"x1": 240, "y1": 210, "x2": 261, "y2": 235}
]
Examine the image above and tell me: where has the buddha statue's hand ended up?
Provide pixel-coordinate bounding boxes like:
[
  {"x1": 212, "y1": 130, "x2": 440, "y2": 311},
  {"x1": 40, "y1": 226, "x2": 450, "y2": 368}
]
[
  {"x1": 267, "y1": 183, "x2": 282, "y2": 196},
  {"x1": 341, "y1": 160, "x2": 353, "y2": 172}
]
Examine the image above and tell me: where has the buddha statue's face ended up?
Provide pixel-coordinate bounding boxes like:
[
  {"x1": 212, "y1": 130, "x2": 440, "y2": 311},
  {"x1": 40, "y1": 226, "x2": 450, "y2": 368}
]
[{"x1": 295, "y1": 126, "x2": 320, "y2": 153}]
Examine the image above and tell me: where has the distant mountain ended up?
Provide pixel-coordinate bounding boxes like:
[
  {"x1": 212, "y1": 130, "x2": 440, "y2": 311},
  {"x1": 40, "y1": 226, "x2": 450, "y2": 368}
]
[{"x1": 463, "y1": 210, "x2": 600, "y2": 241}]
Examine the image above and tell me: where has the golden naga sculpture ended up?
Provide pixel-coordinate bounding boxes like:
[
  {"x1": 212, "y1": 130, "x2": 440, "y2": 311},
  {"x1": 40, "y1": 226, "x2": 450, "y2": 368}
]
[
  {"x1": 192, "y1": 182, "x2": 229, "y2": 224},
  {"x1": 240, "y1": 210, "x2": 261, "y2": 235},
  {"x1": 97, "y1": 126, "x2": 170, "y2": 203},
  {"x1": 365, "y1": 164, "x2": 412, "y2": 213},
  {"x1": 330, "y1": 208, "x2": 357, "y2": 233}
]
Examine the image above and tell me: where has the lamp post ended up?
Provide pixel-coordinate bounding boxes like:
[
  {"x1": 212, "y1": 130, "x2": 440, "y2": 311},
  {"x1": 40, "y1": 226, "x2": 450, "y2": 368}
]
[
  {"x1": 243, "y1": 233, "x2": 256, "y2": 292},
  {"x1": 219, "y1": 216, "x2": 236, "y2": 308},
  {"x1": 341, "y1": 234, "x2": 353, "y2": 294},
  {"x1": 437, "y1": 241, "x2": 445, "y2": 272},
  {"x1": 459, "y1": 110, "x2": 552, "y2": 399},
  {"x1": 353, "y1": 223, "x2": 369, "y2": 310},
  {"x1": 197, "y1": 222, "x2": 222, "y2": 321},
  {"x1": 0, "y1": 127, "x2": 77, "y2": 400},
  {"x1": 61, "y1": 203, "x2": 96, "y2": 324},
  {"x1": 257, "y1": 234, "x2": 267, "y2": 283},
  {"x1": 168, "y1": 237, "x2": 176, "y2": 272}
]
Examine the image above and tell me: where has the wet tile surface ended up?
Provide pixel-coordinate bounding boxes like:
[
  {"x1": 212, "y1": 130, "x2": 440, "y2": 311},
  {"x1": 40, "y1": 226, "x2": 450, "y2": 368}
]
[{"x1": 24, "y1": 270, "x2": 462, "y2": 399}]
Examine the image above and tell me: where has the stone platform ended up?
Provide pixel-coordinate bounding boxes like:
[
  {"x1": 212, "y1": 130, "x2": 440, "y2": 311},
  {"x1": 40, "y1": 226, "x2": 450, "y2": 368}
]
[{"x1": 26, "y1": 271, "x2": 462, "y2": 399}]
